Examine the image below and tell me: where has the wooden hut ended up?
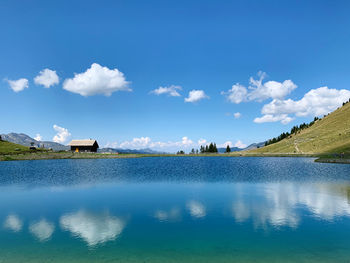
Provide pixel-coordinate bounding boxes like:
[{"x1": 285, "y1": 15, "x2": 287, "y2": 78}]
[{"x1": 68, "y1": 139, "x2": 99, "y2": 152}]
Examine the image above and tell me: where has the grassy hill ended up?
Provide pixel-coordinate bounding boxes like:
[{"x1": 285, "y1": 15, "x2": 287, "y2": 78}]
[
  {"x1": 247, "y1": 102, "x2": 350, "y2": 155},
  {"x1": 0, "y1": 140, "x2": 48, "y2": 155},
  {"x1": 0, "y1": 140, "x2": 33, "y2": 154}
]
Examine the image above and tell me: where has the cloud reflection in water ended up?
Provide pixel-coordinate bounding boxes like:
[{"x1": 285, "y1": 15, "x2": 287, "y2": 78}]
[
  {"x1": 232, "y1": 183, "x2": 350, "y2": 229},
  {"x1": 4, "y1": 214, "x2": 23, "y2": 232},
  {"x1": 60, "y1": 210, "x2": 125, "y2": 247},
  {"x1": 29, "y1": 219, "x2": 55, "y2": 242},
  {"x1": 154, "y1": 207, "x2": 181, "y2": 222},
  {"x1": 187, "y1": 200, "x2": 206, "y2": 218}
]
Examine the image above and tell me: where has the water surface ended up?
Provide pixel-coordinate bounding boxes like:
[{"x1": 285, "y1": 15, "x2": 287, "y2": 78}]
[{"x1": 0, "y1": 157, "x2": 350, "y2": 262}]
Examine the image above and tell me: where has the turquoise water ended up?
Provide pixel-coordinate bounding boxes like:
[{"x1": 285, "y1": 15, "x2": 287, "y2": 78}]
[{"x1": 0, "y1": 157, "x2": 350, "y2": 262}]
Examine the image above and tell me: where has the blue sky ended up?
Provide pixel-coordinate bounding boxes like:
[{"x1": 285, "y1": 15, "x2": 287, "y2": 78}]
[{"x1": 1, "y1": 0, "x2": 350, "y2": 152}]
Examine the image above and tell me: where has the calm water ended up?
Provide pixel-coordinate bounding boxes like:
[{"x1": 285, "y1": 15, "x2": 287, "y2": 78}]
[{"x1": 0, "y1": 157, "x2": 350, "y2": 262}]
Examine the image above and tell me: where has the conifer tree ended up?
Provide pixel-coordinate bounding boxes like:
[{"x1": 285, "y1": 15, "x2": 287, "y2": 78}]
[{"x1": 226, "y1": 145, "x2": 231, "y2": 153}]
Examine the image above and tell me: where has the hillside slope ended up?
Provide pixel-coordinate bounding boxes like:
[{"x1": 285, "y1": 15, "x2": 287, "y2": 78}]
[
  {"x1": 0, "y1": 140, "x2": 31, "y2": 154},
  {"x1": 248, "y1": 102, "x2": 350, "y2": 154}
]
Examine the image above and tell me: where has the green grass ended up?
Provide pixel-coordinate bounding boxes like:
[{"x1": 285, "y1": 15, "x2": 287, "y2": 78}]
[
  {"x1": 0, "y1": 151, "x2": 237, "y2": 161},
  {"x1": 246, "y1": 101, "x2": 350, "y2": 155},
  {"x1": 0, "y1": 140, "x2": 48, "y2": 159},
  {"x1": 0, "y1": 140, "x2": 32, "y2": 154}
]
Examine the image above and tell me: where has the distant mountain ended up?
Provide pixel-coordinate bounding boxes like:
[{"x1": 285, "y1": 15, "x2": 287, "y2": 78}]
[
  {"x1": 99, "y1": 147, "x2": 168, "y2": 154},
  {"x1": 217, "y1": 142, "x2": 265, "y2": 153},
  {"x1": 0, "y1": 133, "x2": 169, "y2": 154},
  {"x1": 0, "y1": 133, "x2": 69, "y2": 151},
  {"x1": 0, "y1": 132, "x2": 266, "y2": 155},
  {"x1": 243, "y1": 141, "x2": 266, "y2": 151}
]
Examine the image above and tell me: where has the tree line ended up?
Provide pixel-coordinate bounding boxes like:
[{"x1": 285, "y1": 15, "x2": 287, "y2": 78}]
[
  {"x1": 177, "y1": 142, "x2": 233, "y2": 154},
  {"x1": 343, "y1": 98, "x2": 350, "y2": 106},
  {"x1": 200, "y1": 143, "x2": 218, "y2": 153},
  {"x1": 265, "y1": 117, "x2": 319, "y2": 146}
]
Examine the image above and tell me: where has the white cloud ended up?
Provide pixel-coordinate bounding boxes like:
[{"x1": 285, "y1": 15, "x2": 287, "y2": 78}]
[
  {"x1": 254, "y1": 114, "x2": 294, "y2": 125},
  {"x1": 221, "y1": 83, "x2": 248, "y2": 104},
  {"x1": 63, "y1": 63, "x2": 130, "y2": 96},
  {"x1": 4, "y1": 214, "x2": 23, "y2": 232},
  {"x1": 104, "y1": 141, "x2": 119, "y2": 148},
  {"x1": 181, "y1": 136, "x2": 193, "y2": 146},
  {"x1": 34, "y1": 69, "x2": 59, "y2": 88},
  {"x1": 221, "y1": 72, "x2": 296, "y2": 103},
  {"x1": 29, "y1": 219, "x2": 54, "y2": 242},
  {"x1": 187, "y1": 200, "x2": 206, "y2": 218},
  {"x1": 52, "y1": 124, "x2": 71, "y2": 144},
  {"x1": 119, "y1": 136, "x2": 151, "y2": 149},
  {"x1": 6, "y1": 78, "x2": 29, "y2": 92},
  {"x1": 34, "y1": 134, "x2": 42, "y2": 141},
  {"x1": 113, "y1": 136, "x2": 195, "y2": 150},
  {"x1": 108, "y1": 136, "x2": 248, "y2": 152},
  {"x1": 151, "y1": 85, "x2": 182, "y2": 97},
  {"x1": 218, "y1": 141, "x2": 233, "y2": 148},
  {"x1": 217, "y1": 140, "x2": 246, "y2": 149},
  {"x1": 248, "y1": 75, "x2": 297, "y2": 101},
  {"x1": 185, "y1": 90, "x2": 209, "y2": 103},
  {"x1": 60, "y1": 210, "x2": 125, "y2": 247},
  {"x1": 234, "y1": 140, "x2": 247, "y2": 149},
  {"x1": 233, "y1": 112, "x2": 241, "y2": 119},
  {"x1": 223, "y1": 72, "x2": 350, "y2": 124},
  {"x1": 255, "y1": 86, "x2": 350, "y2": 124}
]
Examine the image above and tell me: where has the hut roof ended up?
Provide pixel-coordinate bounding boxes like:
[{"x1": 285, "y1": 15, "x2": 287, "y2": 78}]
[{"x1": 68, "y1": 139, "x2": 98, "y2": 147}]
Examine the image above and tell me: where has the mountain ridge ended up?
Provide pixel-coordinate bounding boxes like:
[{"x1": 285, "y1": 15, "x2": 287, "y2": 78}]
[{"x1": 0, "y1": 133, "x2": 69, "y2": 151}]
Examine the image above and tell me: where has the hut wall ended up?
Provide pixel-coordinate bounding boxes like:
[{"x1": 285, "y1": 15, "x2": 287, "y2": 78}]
[{"x1": 70, "y1": 145, "x2": 98, "y2": 152}]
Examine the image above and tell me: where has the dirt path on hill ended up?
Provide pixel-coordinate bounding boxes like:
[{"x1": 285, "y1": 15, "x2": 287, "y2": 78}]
[{"x1": 294, "y1": 140, "x2": 302, "y2": 154}]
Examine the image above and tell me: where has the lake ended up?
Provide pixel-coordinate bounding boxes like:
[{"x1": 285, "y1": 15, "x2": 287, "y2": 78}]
[{"x1": 0, "y1": 157, "x2": 350, "y2": 262}]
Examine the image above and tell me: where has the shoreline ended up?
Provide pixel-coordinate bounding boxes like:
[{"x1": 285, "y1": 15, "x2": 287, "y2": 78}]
[
  {"x1": 0, "y1": 151, "x2": 321, "y2": 162},
  {"x1": 314, "y1": 157, "x2": 350, "y2": 164},
  {"x1": 1, "y1": 151, "x2": 349, "y2": 164}
]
